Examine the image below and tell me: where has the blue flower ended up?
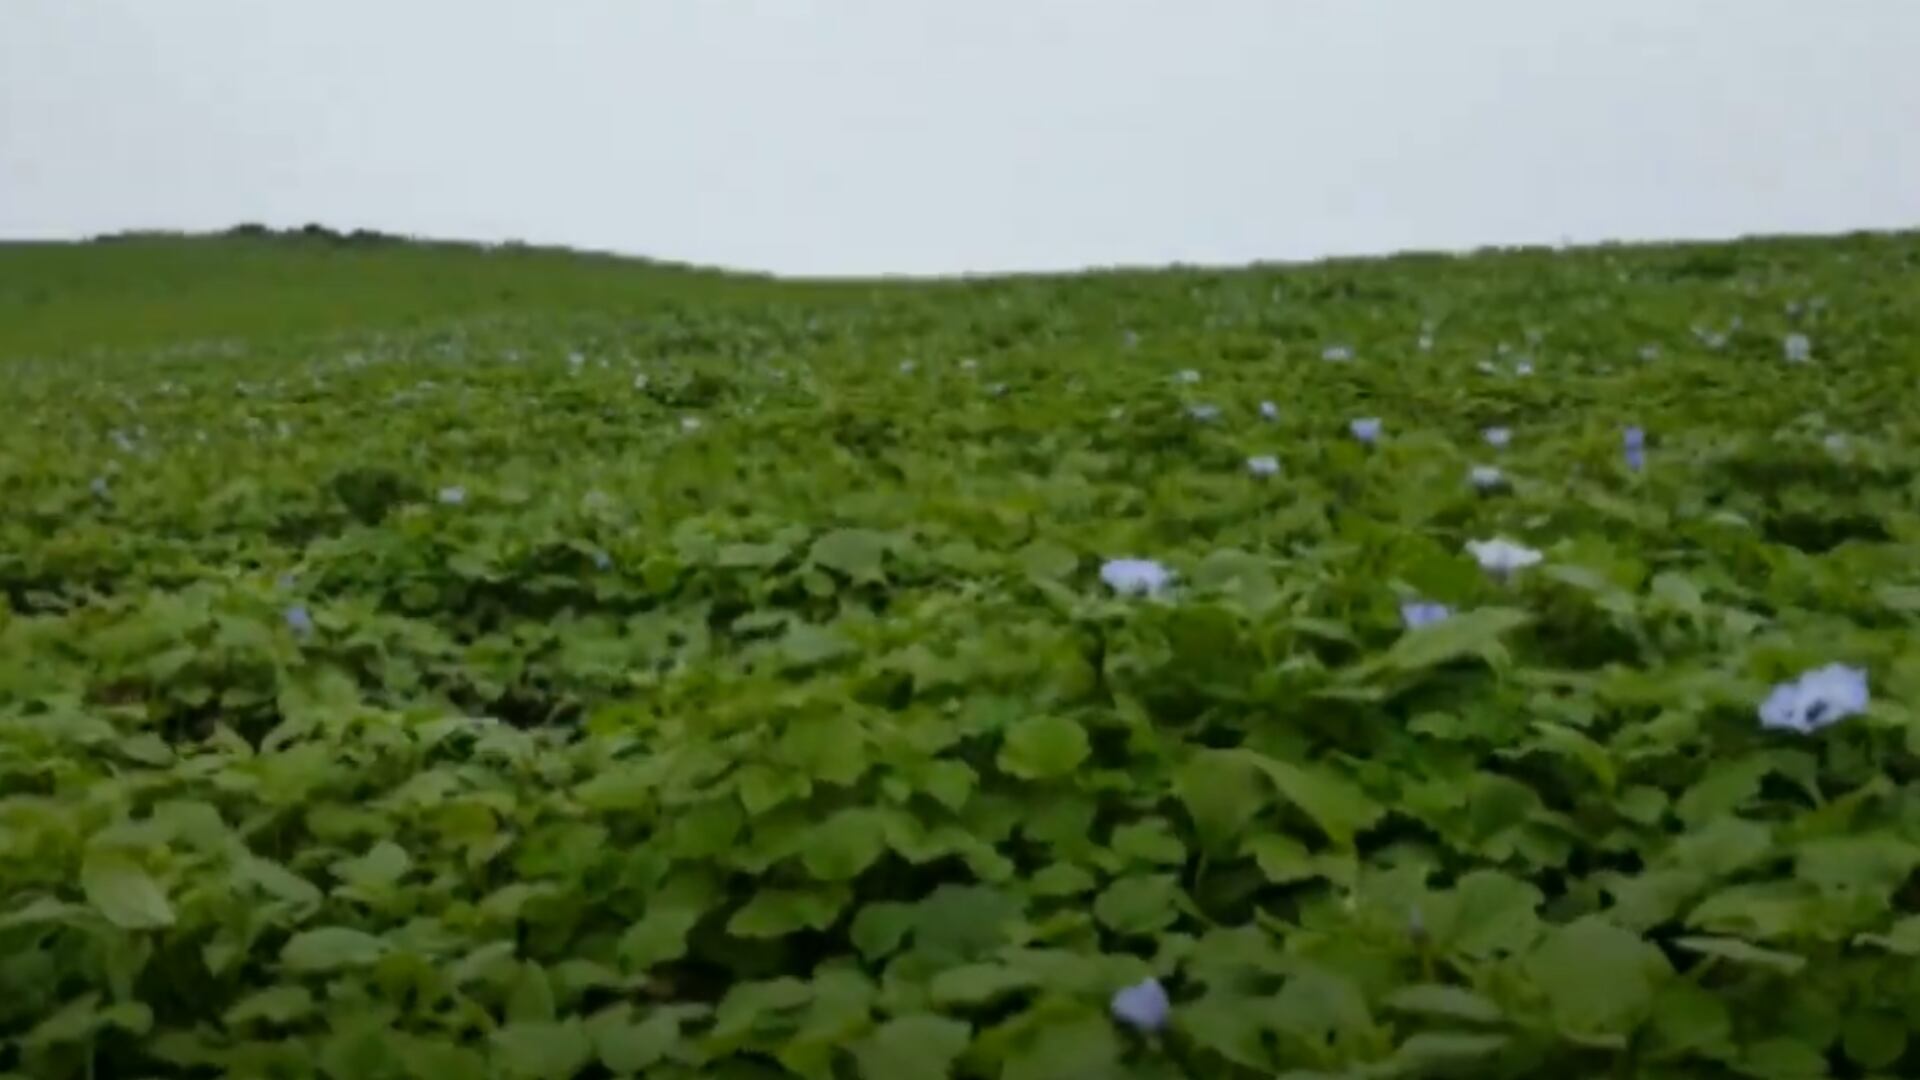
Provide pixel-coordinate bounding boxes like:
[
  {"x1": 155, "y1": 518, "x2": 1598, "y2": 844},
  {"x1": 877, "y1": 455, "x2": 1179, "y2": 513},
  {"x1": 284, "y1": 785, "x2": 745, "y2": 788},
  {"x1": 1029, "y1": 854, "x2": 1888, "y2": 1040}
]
[
  {"x1": 285, "y1": 605, "x2": 314, "y2": 636},
  {"x1": 1101, "y1": 558, "x2": 1174, "y2": 598},
  {"x1": 1350, "y1": 418, "x2": 1382, "y2": 444},
  {"x1": 1400, "y1": 601, "x2": 1452, "y2": 629},
  {"x1": 1322, "y1": 344, "x2": 1353, "y2": 363},
  {"x1": 1483, "y1": 427, "x2": 1512, "y2": 448},
  {"x1": 1784, "y1": 333, "x2": 1811, "y2": 363},
  {"x1": 1759, "y1": 663, "x2": 1868, "y2": 733},
  {"x1": 1111, "y1": 977, "x2": 1170, "y2": 1032},
  {"x1": 1259, "y1": 401, "x2": 1279, "y2": 421},
  {"x1": 1623, "y1": 427, "x2": 1646, "y2": 472}
]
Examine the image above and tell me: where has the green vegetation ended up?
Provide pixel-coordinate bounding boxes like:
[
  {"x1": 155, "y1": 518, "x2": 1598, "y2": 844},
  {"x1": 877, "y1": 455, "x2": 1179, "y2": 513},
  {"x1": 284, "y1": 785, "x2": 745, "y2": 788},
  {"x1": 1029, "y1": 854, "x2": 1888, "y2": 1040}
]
[{"x1": 4, "y1": 229, "x2": 1920, "y2": 1078}]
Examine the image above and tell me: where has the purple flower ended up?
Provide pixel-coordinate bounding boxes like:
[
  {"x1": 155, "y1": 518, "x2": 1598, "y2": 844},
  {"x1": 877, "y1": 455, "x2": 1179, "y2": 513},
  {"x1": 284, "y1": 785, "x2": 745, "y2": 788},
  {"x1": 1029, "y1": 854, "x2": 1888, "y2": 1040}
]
[{"x1": 1400, "y1": 601, "x2": 1452, "y2": 629}]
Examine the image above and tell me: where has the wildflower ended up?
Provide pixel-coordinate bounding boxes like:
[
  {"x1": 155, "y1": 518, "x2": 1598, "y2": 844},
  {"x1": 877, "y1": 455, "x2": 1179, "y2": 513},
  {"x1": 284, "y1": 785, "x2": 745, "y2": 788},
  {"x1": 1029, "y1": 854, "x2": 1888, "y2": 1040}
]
[
  {"x1": 1108, "y1": 407, "x2": 1126, "y2": 421},
  {"x1": 1175, "y1": 369, "x2": 1201, "y2": 384},
  {"x1": 438, "y1": 486, "x2": 466, "y2": 506},
  {"x1": 1100, "y1": 558, "x2": 1174, "y2": 598},
  {"x1": 1466, "y1": 537, "x2": 1543, "y2": 575},
  {"x1": 1417, "y1": 334, "x2": 1433, "y2": 352},
  {"x1": 681, "y1": 416, "x2": 704, "y2": 432},
  {"x1": 1122, "y1": 330, "x2": 1140, "y2": 349},
  {"x1": 1623, "y1": 426, "x2": 1646, "y2": 472},
  {"x1": 285, "y1": 605, "x2": 314, "y2": 636},
  {"x1": 1400, "y1": 601, "x2": 1452, "y2": 629},
  {"x1": 1515, "y1": 360, "x2": 1535, "y2": 376},
  {"x1": 986, "y1": 382, "x2": 1008, "y2": 397},
  {"x1": 1469, "y1": 465, "x2": 1504, "y2": 490},
  {"x1": 1322, "y1": 344, "x2": 1353, "y2": 363},
  {"x1": 1784, "y1": 333, "x2": 1811, "y2": 363},
  {"x1": 1824, "y1": 433, "x2": 1848, "y2": 453},
  {"x1": 633, "y1": 373, "x2": 650, "y2": 390},
  {"x1": 1639, "y1": 344, "x2": 1661, "y2": 361},
  {"x1": 567, "y1": 351, "x2": 585, "y2": 369},
  {"x1": 1483, "y1": 426, "x2": 1512, "y2": 448},
  {"x1": 1259, "y1": 401, "x2": 1279, "y2": 421},
  {"x1": 1350, "y1": 418, "x2": 1382, "y2": 444},
  {"x1": 960, "y1": 358, "x2": 979, "y2": 371},
  {"x1": 899, "y1": 359, "x2": 917, "y2": 374},
  {"x1": 1188, "y1": 404, "x2": 1221, "y2": 423},
  {"x1": 1247, "y1": 455, "x2": 1280, "y2": 476},
  {"x1": 1110, "y1": 978, "x2": 1170, "y2": 1033},
  {"x1": 1476, "y1": 360, "x2": 1498, "y2": 375},
  {"x1": 90, "y1": 476, "x2": 110, "y2": 499},
  {"x1": 1759, "y1": 663, "x2": 1868, "y2": 733},
  {"x1": 592, "y1": 550, "x2": 614, "y2": 571}
]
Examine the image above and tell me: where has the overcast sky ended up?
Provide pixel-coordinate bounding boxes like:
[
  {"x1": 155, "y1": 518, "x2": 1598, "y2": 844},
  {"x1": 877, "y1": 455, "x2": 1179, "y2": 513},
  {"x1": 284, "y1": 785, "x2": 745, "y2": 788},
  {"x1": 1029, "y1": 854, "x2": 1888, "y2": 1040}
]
[{"x1": 3, "y1": 2, "x2": 1918, "y2": 276}]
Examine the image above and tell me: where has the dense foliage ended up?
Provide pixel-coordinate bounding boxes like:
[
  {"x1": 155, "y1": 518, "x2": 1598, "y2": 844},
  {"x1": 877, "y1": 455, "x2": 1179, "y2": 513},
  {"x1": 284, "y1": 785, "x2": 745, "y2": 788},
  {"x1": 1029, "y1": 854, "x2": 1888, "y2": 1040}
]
[{"x1": 4, "y1": 232, "x2": 1920, "y2": 1078}]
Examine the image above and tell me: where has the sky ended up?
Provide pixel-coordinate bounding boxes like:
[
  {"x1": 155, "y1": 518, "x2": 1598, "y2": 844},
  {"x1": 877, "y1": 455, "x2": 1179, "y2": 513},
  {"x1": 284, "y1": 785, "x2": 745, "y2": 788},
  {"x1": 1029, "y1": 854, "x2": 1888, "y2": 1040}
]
[{"x1": 3, "y1": 2, "x2": 1918, "y2": 277}]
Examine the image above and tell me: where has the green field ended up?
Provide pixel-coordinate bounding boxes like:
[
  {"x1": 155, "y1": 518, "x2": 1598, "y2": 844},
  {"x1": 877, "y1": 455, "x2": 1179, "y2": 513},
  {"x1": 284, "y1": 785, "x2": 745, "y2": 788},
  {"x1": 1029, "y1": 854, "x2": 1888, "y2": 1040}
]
[{"x1": 4, "y1": 230, "x2": 1920, "y2": 1078}]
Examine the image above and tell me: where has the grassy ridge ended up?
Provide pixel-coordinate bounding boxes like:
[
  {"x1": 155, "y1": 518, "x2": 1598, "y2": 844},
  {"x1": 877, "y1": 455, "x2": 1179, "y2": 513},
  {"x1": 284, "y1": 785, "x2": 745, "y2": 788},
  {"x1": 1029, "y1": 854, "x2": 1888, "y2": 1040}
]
[{"x1": 3, "y1": 229, "x2": 1920, "y2": 1078}]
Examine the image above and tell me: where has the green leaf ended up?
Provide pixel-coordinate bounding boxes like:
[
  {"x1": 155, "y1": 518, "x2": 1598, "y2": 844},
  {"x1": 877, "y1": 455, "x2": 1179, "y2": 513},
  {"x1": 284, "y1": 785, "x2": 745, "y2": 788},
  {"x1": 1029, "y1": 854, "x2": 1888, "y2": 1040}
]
[
  {"x1": 802, "y1": 809, "x2": 888, "y2": 881},
  {"x1": 1178, "y1": 992, "x2": 1272, "y2": 1071},
  {"x1": 1436, "y1": 870, "x2": 1542, "y2": 959},
  {"x1": 1392, "y1": 1032, "x2": 1510, "y2": 1066},
  {"x1": 1841, "y1": 1012, "x2": 1906, "y2": 1070},
  {"x1": 1739, "y1": 1036, "x2": 1828, "y2": 1079},
  {"x1": 1380, "y1": 606, "x2": 1530, "y2": 670},
  {"x1": 1239, "y1": 752, "x2": 1382, "y2": 848},
  {"x1": 224, "y1": 985, "x2": 314, "y2": 1026},
  {"x1": 491, "y1": 1019, "x2": 594, "y2": 1080},
  {"x1": 1245, "y1": 834, "x2": 1355, "y2": 888},
  {"x1": 853, "y1": 1015, "x2": 971, "y2": 1080},
  {"x1": 1854, "y1": 913, "x2": 1920, "y2": 955},
  {"x1": 81, "y1": 849, "x2": 174, "y2": 930},
  {"x1": 280, "y1": 927, "x2": 389, "y2": 972},
  {"x1": 1029, "y1": 863, "x2": 1098, "y2": 897},
  {"x1": 929, "y1": 964, "x2": 1036, "y2": 1007},
  {"x1": 1176, "y1": 750, "x2": 1269, "y2": 855},
  {"x1": 850, "y1": 901, "x2": 917, "y2": 961},
  {"x1": 997, "y1": 715, "x2": 1090, "y2": 780},
  {"x1": 1093, "y1": 874, "x2": 1181, "y2": 935},
  {"x1": 1270, "y1": 967, "x2": 1374, "y2": 1051},
  {"x1": 779, "y1": 623, "x2": 855, "y2": 670},
  {"x1": 1110, "y1": 819, "x2": 1187, "y2": 866},
  {"x1": 1523, "y1": 917, "x2": 1669, "y2": 1041},
  {"x1": 727, "y1": 887, "x2": 846, "y2": 938},
  {"x1": 1382, "y1": 984, "x2": 1503, "y2": 1024},
  {"x1": 810, "y1": 528, "x2": 891, "y2": 581},
  {"x1": 1675, "y1": 756, "x2": 1771, "y2": 826},
  {"x1": 586, "y1": 1006, "x2": 687, "y2": 1074},
  {"x1": 1644, "y1": 980, "x2": 1734, "y2": 1061},
  {"x1": 1001, "y1": 1011, "x2": 1120, "y2": 1080},
  {"x1": 1671, "y1": 935, "x2": 1805, "y2": 974}
]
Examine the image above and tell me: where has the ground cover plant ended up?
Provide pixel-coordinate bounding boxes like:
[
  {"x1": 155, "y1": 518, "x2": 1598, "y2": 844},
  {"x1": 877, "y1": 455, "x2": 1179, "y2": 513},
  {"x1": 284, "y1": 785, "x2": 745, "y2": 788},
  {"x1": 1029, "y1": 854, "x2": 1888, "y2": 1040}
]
[{"x1": 4, "y1": 230, "x2": 1920, "y2": 1078}]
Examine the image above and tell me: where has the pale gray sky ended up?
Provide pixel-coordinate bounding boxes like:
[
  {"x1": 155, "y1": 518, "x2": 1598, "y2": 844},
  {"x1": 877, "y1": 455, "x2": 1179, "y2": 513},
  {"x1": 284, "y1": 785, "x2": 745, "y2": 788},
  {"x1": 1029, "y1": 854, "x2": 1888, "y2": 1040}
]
[{"x1": 3, "y1": 1, "x2": 1918, "y2": 276}]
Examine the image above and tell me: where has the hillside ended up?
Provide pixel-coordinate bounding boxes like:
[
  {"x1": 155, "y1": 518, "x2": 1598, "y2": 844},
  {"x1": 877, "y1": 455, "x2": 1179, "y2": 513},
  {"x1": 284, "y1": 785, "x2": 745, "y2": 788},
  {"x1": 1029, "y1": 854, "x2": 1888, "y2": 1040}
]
[{"x1": 3, "y1": 229, "x2": 1920, "y2": 1078}]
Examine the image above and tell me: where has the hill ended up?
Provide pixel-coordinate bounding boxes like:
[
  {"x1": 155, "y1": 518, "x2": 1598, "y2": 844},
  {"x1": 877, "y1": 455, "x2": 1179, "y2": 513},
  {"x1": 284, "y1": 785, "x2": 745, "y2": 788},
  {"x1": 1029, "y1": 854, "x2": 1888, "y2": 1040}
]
[{"x1": 3, "y1": 229, "x2": 1920, "y2": 1078}]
